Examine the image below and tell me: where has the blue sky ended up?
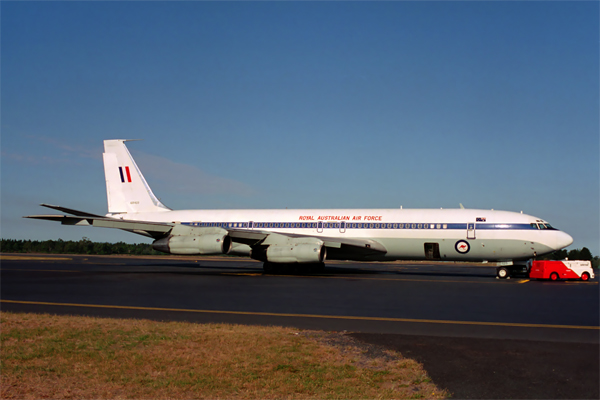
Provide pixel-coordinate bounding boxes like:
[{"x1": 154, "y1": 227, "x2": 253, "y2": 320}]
[{"x1": 2, "y1": 2, "x2": 598, "y2": 255}]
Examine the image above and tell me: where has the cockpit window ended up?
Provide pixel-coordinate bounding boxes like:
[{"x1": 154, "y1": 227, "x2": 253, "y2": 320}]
[
  {"x1": 539, "y1": 223, "x2": 548, "y2": 229},
  {"x1": 530, "y1": 223, "x2": 538, "y2": 229}
]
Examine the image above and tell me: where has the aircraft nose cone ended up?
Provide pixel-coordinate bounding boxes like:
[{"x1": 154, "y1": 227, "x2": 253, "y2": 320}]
[{"x1": 556, "y1": 231, "x2": 573, "y2": 249}]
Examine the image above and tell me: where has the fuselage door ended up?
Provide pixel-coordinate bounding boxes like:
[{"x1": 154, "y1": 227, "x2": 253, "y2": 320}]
[
  {"x1": 340, "y1": 221, "x2": 346, "y2": 234},
  {"x1": 467, "y1": 223, "x2": 476, "y2": 239},
  {"x1": 424, "y1": 243, "x2": 441, "y2": 259},
  {"x1": 317, "y1": 221, "x2": 323, "y2": 233}
]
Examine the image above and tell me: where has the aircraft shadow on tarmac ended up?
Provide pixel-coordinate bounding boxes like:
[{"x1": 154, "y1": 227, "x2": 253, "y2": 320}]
[{"x1": 110, "y1": 261, "x2": 504, "y2": 279}]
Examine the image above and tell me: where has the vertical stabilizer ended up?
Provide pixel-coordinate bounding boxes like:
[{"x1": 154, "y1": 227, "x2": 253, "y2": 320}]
[{"x1": 103, "y1": 140, "x2": 170, "y2": 214}]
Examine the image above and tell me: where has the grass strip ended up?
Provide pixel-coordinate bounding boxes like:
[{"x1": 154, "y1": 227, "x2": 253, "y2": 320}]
[{"x1": 1, "y1": 311, "x2": 447, "y2": 399}]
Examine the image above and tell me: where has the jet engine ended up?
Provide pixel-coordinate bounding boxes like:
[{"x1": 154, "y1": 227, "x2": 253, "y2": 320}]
[
  {"x1": 152, "y1": 226, "x2": 232, "y2": 255},
  {"x1": 252, "y1": 238, "x2": 326, "y2": 264}
]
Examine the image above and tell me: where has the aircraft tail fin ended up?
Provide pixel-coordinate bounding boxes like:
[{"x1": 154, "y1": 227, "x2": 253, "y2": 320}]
[{"x1": 103, "y1": 140, "x2": 170, "y2": 214}]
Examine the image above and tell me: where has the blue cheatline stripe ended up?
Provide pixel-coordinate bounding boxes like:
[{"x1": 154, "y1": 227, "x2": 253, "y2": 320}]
[
  {"x1": 118, "y1": 167, "x2": 125, "y2": 183},
  {"x1": 181, "y1": 222, "x2": 540, "y2": 230},
  {"x1": 477, "y1": 224, "x2": 536, "y2": 230}
]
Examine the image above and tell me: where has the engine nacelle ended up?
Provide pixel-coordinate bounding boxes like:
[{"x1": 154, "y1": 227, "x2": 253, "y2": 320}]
[
  {"x1": 152, "y1": 233, "x2": 232, "y2": 255},
  {"x1": 264, "y1": 242, "x2": 326, "y2": 264}
]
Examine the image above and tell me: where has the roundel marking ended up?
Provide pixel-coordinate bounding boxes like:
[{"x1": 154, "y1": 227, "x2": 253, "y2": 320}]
[{"x1": 455, "y1": 240, "x2": 470, "y2": 254}]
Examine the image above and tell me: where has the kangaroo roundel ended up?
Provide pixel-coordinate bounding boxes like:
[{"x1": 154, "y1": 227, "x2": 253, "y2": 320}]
[{"x1": 455, "y1": 240, "x2": 470, "y2": 254}]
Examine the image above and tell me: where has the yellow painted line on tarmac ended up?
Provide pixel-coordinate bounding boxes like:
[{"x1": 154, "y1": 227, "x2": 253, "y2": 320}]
[
  {"x1": 2, "y1": 299, "x2": 598, "y2": 330},
  {"x1": 518, "y1": 279, "x2": 530, "y2": 284},
  {"x1": 0, "y1": 256, "x2": 73, "y2": 261}
]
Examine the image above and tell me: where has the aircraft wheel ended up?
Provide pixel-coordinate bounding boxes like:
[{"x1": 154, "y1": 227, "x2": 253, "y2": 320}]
[
  {"x1": 581, "y1": 272, "x2": 590, "y2": 281},
  {"x1": 549, "y1": 272, "x2": 559, "y2": 281},
  {"x1": 497, "y1": 267, "x2": 510, "y2": 279}
]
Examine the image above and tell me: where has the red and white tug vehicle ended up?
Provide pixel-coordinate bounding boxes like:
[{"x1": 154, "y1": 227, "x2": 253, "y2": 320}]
[{"x1": 528, "y1": 260, "x2": 595, "y2": 281}]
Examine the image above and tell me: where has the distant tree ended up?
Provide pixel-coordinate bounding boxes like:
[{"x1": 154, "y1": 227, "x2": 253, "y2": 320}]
[
  {"x1": 550, "y1": 249, "x2": 568, "y2": 260},
  {"x1": 578, "y1": 247, "x2": 593, "y2": 261},
  {"x1": 1, "y1": 238, "x2": 159, "y2": 256},
  {"x1": 567, "y1": 249, "x2": 581, "y2": 260}
]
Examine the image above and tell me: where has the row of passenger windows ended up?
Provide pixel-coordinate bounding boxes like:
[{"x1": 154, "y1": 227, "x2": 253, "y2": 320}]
[
  {"x1": 182, "y1": 222, "x2": 546, "y2": 230},
  {"x1": 186, "y1": 222, "x2": 451, "y2": 229}
]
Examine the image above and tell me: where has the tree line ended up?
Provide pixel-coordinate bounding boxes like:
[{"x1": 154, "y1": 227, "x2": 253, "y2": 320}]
[
  {"x1": 1, "y1": 238, "x2": 598, "y2": 268},
  {"x1": 1, "y1": 238, "x2": 162, "y2": 256}
]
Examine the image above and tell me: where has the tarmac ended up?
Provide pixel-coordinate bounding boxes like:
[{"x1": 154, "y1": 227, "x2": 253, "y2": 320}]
[{"x1": 2, "y1": 254, "x2": 598, "y2": 398}]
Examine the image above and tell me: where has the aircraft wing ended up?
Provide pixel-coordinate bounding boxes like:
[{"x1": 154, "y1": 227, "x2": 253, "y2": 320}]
[
  {"x1": 26, "y1": 204, "x2": 387, "y2": 258},
  {"x1": 228, "y1": 229, "x2": 387, "y2": 259}
]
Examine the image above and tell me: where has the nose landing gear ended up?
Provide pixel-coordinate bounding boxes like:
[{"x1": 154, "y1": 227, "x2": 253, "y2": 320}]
[
  {"x1": 496, "y1": 263, "x2": 529, "y2": 279},
  {"x1": 496, "y1": 266, "x2": 511, "y2": 279}
]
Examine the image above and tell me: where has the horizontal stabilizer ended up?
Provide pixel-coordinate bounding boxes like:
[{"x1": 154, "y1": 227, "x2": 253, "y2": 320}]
[
  {"x1": 24, "y1": 213, "x2": 174, "y2": 239},
  {"x1": 40, "y1": 204, "x2": 104, "y2": 218},
  {"x1": 24, "y1": 215, "x2": 93, "y2": 226}
]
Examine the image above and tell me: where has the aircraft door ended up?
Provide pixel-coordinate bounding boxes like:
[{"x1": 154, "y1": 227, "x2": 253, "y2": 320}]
[
  {"x1": 317, "y1": 221, "x2": 323, "y2": 233},
  {"x1": 467, "y1": 223, "x2": 476, "y2": 239},
  {"x1": 339, "y1": 221, "x2": 346, "y2": 234},
  {"x1": 424, "y1": 243, "x2": 441, "y2": 260}
]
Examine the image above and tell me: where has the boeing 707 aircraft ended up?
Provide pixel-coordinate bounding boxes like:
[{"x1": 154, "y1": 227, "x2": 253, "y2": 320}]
[{"x1": 26, "y1": 140, "x2": 573, "y2": 278}]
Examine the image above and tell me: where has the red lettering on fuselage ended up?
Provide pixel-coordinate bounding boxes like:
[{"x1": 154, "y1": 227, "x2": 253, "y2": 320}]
[{"x1": 317, "y1": 216, "x2": 351, "y2": 221}]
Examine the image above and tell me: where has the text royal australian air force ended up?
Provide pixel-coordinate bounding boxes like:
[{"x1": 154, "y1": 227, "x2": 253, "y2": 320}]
[{"x1": 300, "y1": 215, "x2": 382, "y2": 221}]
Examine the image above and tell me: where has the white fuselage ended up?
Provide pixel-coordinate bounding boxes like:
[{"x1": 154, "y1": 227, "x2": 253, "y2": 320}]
[{"x1": 115, "y1": 208, "x2": 573, "y2": 262}]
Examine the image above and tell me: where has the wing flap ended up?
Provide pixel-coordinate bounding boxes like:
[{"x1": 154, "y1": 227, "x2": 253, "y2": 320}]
[
  {"x1": 227, "y1": 230, "x2": 270, "y2": 246},
  {"x1": 40, "y1": 204, "x2": 104, "y2": 218}
]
